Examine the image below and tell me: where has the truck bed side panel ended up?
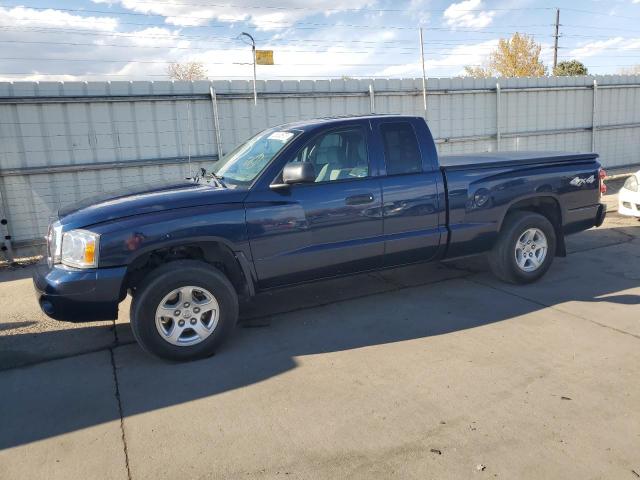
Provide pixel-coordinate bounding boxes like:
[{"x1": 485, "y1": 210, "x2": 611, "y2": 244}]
[{"x1": 443, "y1": 159, "x2": 602, "y2": 258}]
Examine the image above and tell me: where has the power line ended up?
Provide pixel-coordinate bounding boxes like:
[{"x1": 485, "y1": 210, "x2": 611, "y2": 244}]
[
  {"x1": 6, "y1": 3, "x2": 640, "y2": 27},
  {"x1": 562, "y1": 7, "x2": 640, "y2": 21},
  {"x1": 0, "y1": 24, "x2": 625, "y2": 43},
  {"x1": 0, "y1": 5, "x2": 555, "y2": 32},
  {"x1": 0, "y1": 57, "x2": 484, "y2": 67},
  {"x1": 0, "y1": 29, "x2": 507, "y2": 53},
  {"x1": 559, "y1": 54, "x2": 640, "y2": 58},
  {"x1": 0, "y1": 39, "x2": 511, "y2": 54},
  {"x1": 0, "y1": 72, "x2": 465, "y2": 78},
  {"x1": 562, "y1": 24, "x2": 640, "y2": 33},
  {"x1": 3, "y1": 65, "x2": 639, "y2": 79},
  {"x1": 0, "y1": 2, "x2": 557, "y2": 15},
  {"x1": 0, "y1": 39, "x2": 415, "y2": 52},
  {"x1": 0, "y1": 42, "x2": 492, "y2": 56}
]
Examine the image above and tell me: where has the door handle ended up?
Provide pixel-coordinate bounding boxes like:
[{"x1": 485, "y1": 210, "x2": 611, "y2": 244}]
[{"x1": 346, "y1": 193, "x2": 375, "y2": 205}]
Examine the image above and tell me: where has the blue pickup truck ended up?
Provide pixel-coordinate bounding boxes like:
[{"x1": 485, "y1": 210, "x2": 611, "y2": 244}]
[{"x1": 34, "y1": 115, "x2": 606, "y2": 360}]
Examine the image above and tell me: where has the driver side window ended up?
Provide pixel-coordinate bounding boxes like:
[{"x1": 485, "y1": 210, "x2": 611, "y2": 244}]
[{"x1": 292, "y1": 128, "x2": 369, "y2": 182}]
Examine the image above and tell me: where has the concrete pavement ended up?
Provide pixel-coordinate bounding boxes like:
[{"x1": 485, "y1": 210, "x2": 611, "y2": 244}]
[
  {"x1": 0, "y1": 351, "x2": 128, "y2": 479},
  {"x1": 1, "y1": 214, "x2": 639, "y2": 479}
]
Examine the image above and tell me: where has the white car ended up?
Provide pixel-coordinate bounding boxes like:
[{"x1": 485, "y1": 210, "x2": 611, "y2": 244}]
[{"x1": 618, "y1": 170, "x2": 640, "y2": 218}]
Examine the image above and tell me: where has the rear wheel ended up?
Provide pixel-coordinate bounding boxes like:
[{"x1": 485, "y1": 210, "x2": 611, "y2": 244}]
[
  {"x1": 488, "y1": 211, "x2": 556, "y2": 284},
  {"x1": 130, "y1": 260, "x2": 238, "y2": 361}
]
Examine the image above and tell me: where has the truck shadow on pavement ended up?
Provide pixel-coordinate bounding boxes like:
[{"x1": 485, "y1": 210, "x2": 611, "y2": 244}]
[{"x1": 0, "y1": 224, "x2": 639, "y2": 451}]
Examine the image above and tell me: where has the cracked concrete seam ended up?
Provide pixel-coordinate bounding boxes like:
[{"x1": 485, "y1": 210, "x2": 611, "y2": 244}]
[{"x1": 109, "y1": 347, "x2": 132, "y2": 480}]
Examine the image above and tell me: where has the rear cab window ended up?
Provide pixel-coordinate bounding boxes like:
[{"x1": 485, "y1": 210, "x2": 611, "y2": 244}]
[{"x1": 380, "y1": 122, "x2": 422, "y2": 175}]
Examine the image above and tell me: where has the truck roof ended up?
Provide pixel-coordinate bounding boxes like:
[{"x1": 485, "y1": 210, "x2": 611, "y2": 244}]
[{"x1": 276, "y1": 114, "x2": 422, "y2": 131}]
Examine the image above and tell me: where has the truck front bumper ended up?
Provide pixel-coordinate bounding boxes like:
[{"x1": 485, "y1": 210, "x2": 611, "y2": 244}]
[{"x1": 33, "y1": 263, "x2": 127, "y2": 322}]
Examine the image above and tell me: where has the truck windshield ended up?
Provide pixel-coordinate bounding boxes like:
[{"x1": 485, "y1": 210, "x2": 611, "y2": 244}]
[{"x1": 213, "y1": 128, "x2": 300, "y2": 186}]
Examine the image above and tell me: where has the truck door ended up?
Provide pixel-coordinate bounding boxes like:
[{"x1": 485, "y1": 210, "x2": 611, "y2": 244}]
[
  {"x1": 245, "y1": 123, "x2": 384, "y2": 288},
  {"x1": 371, "y1": 118, "x2": 446, "y2": 266}
]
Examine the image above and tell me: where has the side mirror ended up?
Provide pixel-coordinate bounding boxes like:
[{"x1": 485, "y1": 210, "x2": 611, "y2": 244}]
[
  {"x1": 271, "y1": 162, "x2": 315, "y2": 189},
  {"x1": 283, "y1": 162, "x2": 316, "y2": 184}
]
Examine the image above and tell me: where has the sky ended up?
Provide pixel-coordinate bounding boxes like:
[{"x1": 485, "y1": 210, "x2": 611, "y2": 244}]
[{"x1": 0, "y1": 0, "x2": 639, "y2": 81}]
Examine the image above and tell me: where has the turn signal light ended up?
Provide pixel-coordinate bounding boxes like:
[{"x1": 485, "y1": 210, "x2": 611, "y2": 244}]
[{"x1": 84, "y1": 241, "x2": 96, "y2": 265}]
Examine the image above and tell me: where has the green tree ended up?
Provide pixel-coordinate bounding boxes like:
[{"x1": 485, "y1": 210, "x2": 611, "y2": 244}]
[
  {"x1": 554, "y1": 60, "x2": 588, "y2": 76},
  {"x1": 464, "y1": 33, "x2": 546, "y2": 78}
]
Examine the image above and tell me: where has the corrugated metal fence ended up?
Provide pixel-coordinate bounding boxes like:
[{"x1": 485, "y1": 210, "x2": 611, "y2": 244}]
[{"x1": 1, "y1": 75, "x2": 640, "y2": 259}]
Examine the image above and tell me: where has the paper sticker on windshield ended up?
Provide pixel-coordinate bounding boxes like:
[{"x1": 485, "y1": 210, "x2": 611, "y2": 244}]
[{"x1": 268, "y1": 131, "x2": 294, "y2": 142}]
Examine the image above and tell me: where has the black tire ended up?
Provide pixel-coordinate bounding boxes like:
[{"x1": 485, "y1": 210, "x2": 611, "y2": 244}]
[
  {"x1": 488, "y1": 211, "x2": 556, "y2": 284},
  {"x1": 130, "y1": 259, "x2": 238, "y2": 361}
]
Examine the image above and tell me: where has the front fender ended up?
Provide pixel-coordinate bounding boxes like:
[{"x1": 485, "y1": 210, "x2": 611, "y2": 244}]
[{"x1": 93, "y1": 204, "x2": 250, "y2": 267}]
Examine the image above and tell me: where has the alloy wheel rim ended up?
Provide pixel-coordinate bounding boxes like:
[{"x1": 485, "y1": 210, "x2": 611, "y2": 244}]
[
  {"x1": 154, "y1": 286, "x2": 219, "y2": 346},
  {"x1": 514, "y1": 228, "x2": 548, "y2": 272}
]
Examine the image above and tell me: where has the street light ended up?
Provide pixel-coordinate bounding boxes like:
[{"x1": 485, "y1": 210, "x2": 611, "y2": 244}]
[{"x1": 239, "y1": 32, "x2": 257, "y2": 106}]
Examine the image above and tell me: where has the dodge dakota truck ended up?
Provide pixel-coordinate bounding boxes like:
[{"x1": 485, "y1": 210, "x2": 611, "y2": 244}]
[{"x1": 33, "y1": 115, "x2": 606, "y2": 361}]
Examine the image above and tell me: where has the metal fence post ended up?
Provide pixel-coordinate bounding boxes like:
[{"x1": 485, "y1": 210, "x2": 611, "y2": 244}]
[
  {"x1": 369, "y1": 84, "x2": 375, "y2": 114},
  {"x1": 210, "y1": 85, "x2": 223, "y2": 159},
  {"x1": 591, "y1": 79, "x2": 598, "y2": 152},
  {"x1": 496, "y1": 82, "x2": 501, "y2": 151},
  {"x1": 0, "y1": 180, "x2": 14, "y2": 262},
  {"x1": 419, "y1": 27, "x2": 427, "y2": 115}
]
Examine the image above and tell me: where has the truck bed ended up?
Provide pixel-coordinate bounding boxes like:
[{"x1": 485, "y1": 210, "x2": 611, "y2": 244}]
[{"x1": 439, "y1": 151, "x2": 598, "y2": 171}]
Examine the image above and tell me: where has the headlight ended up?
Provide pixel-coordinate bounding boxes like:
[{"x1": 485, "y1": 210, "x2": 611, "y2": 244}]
[
  {"x1": 61, "y1": 229, "x2": 100, "y2": 268},
  {"x1": 623, "y1": 175, "x2": 638, "y2": 192}
]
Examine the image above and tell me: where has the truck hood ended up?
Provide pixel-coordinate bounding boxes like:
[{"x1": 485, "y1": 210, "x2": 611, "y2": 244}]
[{"x1": 57, "y1": 180, "x2": 247, "y2": 229}]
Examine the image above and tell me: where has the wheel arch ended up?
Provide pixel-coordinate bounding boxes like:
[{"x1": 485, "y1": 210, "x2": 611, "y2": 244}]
[
  {"x1": 499, "y1": 195, "x2": 566, "y2": 257},
  {"x1": 122, "y1": 239, "x2": 255, "y2": 299}
]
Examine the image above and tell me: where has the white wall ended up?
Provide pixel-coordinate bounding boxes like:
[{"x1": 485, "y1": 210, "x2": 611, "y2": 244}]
[{"x1": 1, "y1": 75, "x2": 639, "y2": 257}]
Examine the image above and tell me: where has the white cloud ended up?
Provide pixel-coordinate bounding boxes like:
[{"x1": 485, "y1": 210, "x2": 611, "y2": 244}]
[
  {"x1": 0, "y1": 4, "x2": 558, "y2": 82},
  {"x1": 408, "y1": 0, "x2": 432, "y2": 25},
  {"x1": 91, "y1": 0, "x2": 371, "y2": 30},
  {"x1": 0, "y1": 6, "x2": 117, "y2": 31},
  {"x1": 182, "y1": 42, "x2": 376, "y2": 80},
  {"x1": 0, "y1": 9, "x2": 408, "y2": 82},
  {"x1": 0, "y1": 6, "x2": 196, "y2": 81},
  {"x1": 124, "y1": 27, "x2": 187, "y2": 48},
  {"x1": 538, "y1": 42, "x2": 554, "y2": 67},
  {"x1": 569, "y1": 37, "x2": 640, "y2": 58},
  {"x1": 443, "y1": 0, "x2": 494, "y2": 29},
  {"x1": 373, "y1": 39, "x2": 499, "y2": 77}
]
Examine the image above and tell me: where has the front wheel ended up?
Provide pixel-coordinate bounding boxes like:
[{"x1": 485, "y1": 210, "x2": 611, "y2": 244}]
[
  {"x1": 488, "y1": 211, "x2": 557, "y2": 284},
  {"x1": 130, "y1": 260, "x2": 238, "y2": 361}
]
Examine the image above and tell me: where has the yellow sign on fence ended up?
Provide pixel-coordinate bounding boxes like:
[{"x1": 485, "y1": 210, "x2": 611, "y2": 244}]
[{"x1": 256, "y1": 50, "x2": 274, "y2": 65}]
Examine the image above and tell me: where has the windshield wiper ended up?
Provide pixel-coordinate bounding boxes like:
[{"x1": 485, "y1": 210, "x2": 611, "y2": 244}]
[
  {"x1": 188, "y1": 167, "x2": 227, "y2": 188},
  {"x1": 209, "y1": 171, "x2": 227, "y2": 189}
]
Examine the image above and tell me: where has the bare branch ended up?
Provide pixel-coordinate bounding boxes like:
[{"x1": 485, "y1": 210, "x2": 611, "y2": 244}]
[{"x1": 167, "y1": 62, "x2": 208, "y2": 81}]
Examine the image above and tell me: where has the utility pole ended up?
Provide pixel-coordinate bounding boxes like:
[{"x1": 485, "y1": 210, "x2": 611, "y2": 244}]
[
  {"x1": 419, "y1": 27, "x2": 427, "y2": 113},
  {"x1": 239, "y1": 32, "x2": 257, "y2": 105},
  {"x1": 553, "y1": 8, "x2": 560, "y2": 73}
]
